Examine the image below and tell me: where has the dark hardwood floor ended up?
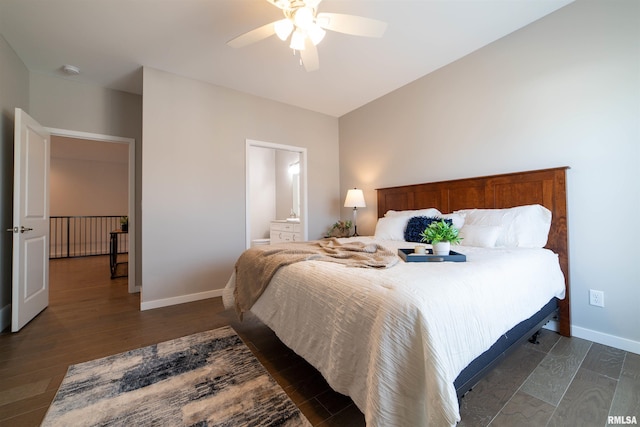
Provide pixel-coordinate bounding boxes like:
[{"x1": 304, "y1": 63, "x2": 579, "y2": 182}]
[{"x1": 0, "y1": 256, "x2": 638, "y2": 426}]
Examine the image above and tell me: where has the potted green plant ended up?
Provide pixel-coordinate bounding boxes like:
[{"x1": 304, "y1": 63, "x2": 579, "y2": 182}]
[
  {"x1": 420, "y1": 220, "x2": 462, "y2": 255},
  {"x1": 120, "y1": 216, "x2": 129, "y2": 232},
  {"x1": 325, "y1": 220, "x2": 353, "y2": 238}
]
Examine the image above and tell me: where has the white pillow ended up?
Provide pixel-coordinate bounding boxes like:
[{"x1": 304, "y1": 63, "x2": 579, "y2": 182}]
[
  {"x1": 454, "y1": 204, "x2": 551, "y2": 248},
  {"x1": 374, "y1": 216, "x2": 408, "y2": 241},
  {"x1": 441, "y1": 213, "x2": 465, "y2": 230},
  {"x1": 459, "y1": 225, "x2": 502, "y2": 248},
  {"x1": 384, "y1": 208, "x2": 442, "y2": 218}
]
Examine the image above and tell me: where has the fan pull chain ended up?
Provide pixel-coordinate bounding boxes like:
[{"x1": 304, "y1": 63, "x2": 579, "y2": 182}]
[{"x1": 291, "y1": 49, "x2": 304, "y2": 67}]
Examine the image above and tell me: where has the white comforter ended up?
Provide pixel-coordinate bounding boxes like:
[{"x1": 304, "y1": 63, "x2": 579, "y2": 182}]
[{"x1": 223, "y1": 238, "x2": 566, "y2": 426}]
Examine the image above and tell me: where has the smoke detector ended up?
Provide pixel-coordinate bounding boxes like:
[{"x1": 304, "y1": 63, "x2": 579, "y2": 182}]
[{"x1": 61, "y1": 64, "x2": 80, "y2": 75}]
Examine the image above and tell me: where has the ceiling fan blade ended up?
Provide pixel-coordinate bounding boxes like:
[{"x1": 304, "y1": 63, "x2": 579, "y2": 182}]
[
  {"x1": 300, "y1": 39, "x2": 319, "y2": 72},
  {"x1": 316, "y1": 13, "x2": 387, "y2": 38},
  {"x1": 227, "y1": 21, "x2": 278, "y2": 48}
]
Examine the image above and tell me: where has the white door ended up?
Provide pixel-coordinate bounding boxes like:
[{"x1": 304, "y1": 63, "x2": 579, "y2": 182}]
[{"x1": 10, "y1": 108, "x2": 50, "y2": 332}]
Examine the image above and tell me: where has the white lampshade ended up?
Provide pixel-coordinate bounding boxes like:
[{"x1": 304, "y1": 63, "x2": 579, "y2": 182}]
[
  {"x1": 344, "y1": 188, "x2": 366, "y2": 208},
  {"x1": 274, "y1": 19, "x2": 294, "y2": 41},
  {"x1": 290, "y1": 29, "x2": 306, "y2": 51},
  {"x1": 307, "y1": 23, "x2": 326, "y2": 46}
]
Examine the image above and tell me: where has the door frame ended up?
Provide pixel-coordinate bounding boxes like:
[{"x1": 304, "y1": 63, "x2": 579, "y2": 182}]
[
  {"x1": 245, "y1": 139, "x2": 308, "y2": 249},
  {"x1": 47, "y1": 127, "x2": 138, "y2": 294}
]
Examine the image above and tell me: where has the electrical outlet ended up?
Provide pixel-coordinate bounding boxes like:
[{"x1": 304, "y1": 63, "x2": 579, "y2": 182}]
[{"x1": 589, "y1": 289, "x2": 605, "y2": 307}]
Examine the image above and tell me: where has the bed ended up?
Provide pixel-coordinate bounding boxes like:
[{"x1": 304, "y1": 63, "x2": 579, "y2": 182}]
[{"x1": 224, "y1": 167, "x2": 571, "y2": 426}]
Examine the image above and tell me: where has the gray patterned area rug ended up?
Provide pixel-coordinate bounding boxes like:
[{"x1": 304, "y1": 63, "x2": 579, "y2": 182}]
[{"x1": 42, "y1": 326, "x2": 311, "y2": 426}]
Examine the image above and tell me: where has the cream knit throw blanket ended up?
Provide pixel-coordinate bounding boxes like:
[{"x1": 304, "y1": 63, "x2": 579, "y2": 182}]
[{"x1": 233, "y1": 238, "x2": 398, "y2": 318}]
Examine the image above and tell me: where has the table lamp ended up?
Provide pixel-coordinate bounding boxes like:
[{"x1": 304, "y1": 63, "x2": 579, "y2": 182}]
[{"x1": 344, "y1": 188, "x2": 366, "y2": 236}]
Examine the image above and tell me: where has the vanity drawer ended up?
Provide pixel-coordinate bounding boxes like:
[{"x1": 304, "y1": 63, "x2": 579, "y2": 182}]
[
  {"x1": 270, "y1": 222, "x2": 300, "y2": 232},
  {"x1": 270, "y1": 221, "x2": 301, "y2": 243},
  {"x1": 270, "y1": 230, "x2": 301, "y2": 243}
]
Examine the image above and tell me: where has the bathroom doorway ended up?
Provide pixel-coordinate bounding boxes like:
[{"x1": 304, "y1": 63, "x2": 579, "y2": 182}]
[{"x1": 245, "y1": 139, "x2": 307, "y2": 249}]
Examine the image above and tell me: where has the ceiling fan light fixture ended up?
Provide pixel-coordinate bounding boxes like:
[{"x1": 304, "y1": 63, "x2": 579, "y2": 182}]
[
  {"x1": 307, "y1": 24, "x2": 326, "y2": 45},
  {"x1": 228, "y1": 0, "x2": 389, "y2": 72},
  {"x1": 290, "y1": 29, "x2": 306, "y2": 51},
  {"x1": 274, "y1": 19, "x2": 294, "y2": 41},
  {"x1": 293, "y1": 6, "x2": 314, "y2": 30}
]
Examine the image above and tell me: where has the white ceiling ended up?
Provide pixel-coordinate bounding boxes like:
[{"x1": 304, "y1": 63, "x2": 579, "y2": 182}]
[{"x1": 0, "y1": 0, "x2": 573, "y2": 117}]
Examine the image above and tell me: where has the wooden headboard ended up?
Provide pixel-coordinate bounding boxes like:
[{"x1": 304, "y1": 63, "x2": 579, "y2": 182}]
[{"x1": 377, "y1": 167, "x2": 571, "y2": 337}]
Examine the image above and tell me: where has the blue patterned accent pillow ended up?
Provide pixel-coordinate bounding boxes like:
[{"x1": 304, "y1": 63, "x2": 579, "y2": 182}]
[{"x1": 404, "y1": 216, "x2": 453, "y2": 243}]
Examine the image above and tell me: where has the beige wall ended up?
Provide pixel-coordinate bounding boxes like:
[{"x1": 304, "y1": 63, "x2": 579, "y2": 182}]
[
  {"x1": 50, "y1": 157, "x2": 128, "y2": 216},
  {"x1": 0, "y1": 34, "x2": 30, "y2": 330},
  {"x1": 141, "y1": 67, "x2": 339, "y2": 308},
  {"x1": 29, "y1": 72, "x2": 142, "y2": 140},
  {"x1": 339, "y1": 0, "x2": 640, "y2": 352}
]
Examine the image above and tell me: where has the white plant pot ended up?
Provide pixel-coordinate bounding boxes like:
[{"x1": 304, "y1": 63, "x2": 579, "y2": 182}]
[{"x1": 432, "y1": 242, "x2": 451, "y2": 256}]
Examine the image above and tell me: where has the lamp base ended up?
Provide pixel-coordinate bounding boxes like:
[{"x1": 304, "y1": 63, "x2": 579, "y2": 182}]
[{"x1": 351, "y1": 208, "x2": 359, "y2": 237}]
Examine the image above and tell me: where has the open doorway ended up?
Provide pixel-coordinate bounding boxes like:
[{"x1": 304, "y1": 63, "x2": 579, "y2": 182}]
[
  {"x1": 245, "y1": 139, "x2": 308, "y2": 249},
  {"x1": 47, "y1": 128, "x2": 137, "y2": 294}
]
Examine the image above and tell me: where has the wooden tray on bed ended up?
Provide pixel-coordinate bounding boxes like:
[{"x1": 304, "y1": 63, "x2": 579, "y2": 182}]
[{"x1": 398, "y1": 248, "x2": 466, "y2": 263}]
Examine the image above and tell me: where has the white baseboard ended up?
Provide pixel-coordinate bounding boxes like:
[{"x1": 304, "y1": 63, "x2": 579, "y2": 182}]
[
  {"x1": 0, "y1": 303, "x2": 11, "y2": 332},
  {"x1": 543, "y1": 321, "x2": 639, "y2": 355},
  {"x1": 140, "y1": 289, "x2": 224, "y2": 311},
  {"x1": 571, "y1": 325, "x2": 640, "y2": 355}
]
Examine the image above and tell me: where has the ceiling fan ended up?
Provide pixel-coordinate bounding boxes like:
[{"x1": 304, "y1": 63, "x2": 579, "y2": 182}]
[{"x1": 227, "y1": 0, "x2": 387, "y2": 72}]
